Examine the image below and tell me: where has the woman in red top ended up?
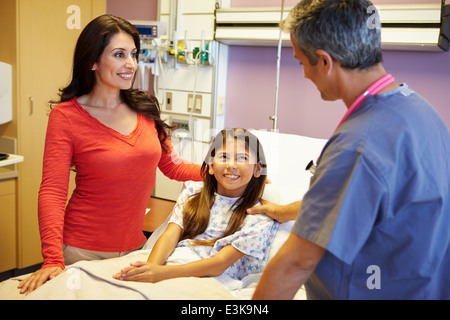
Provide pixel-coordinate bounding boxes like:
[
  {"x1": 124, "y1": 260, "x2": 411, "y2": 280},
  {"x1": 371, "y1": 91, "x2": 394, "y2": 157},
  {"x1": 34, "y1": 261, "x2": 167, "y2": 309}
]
[{"x1": 18, "y1": 14, "x2": 201, "y2": 294}]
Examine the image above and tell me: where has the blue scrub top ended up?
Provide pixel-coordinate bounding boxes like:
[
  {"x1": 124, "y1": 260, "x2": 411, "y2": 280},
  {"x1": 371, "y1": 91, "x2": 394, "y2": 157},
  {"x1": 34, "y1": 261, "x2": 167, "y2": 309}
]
[{"x1": 293, "y1": 85, "x2": 450, "y2": 299}]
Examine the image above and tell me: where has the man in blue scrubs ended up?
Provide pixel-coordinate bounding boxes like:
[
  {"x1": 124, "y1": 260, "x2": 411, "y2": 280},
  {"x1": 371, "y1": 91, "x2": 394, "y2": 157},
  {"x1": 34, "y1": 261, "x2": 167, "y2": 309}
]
[{"x1": 253, "y1": 0, "x2": 450, "y2": 299}]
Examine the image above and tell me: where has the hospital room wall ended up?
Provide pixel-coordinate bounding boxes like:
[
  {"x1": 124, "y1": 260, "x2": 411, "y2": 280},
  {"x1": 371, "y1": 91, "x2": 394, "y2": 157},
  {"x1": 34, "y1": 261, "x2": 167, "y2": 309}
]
[
  {"x1": 226, "y1": 0, "x2": 450, "y2": 139},
  {"x1": 107, "y1": 0, "x2": 157, "y2": 21},
  {"x1": 225, "y1": 43, "x2": 450, "y2": 139},
  {"x1": 107, "y1": 0, "x2": 450, "y2": 140}
]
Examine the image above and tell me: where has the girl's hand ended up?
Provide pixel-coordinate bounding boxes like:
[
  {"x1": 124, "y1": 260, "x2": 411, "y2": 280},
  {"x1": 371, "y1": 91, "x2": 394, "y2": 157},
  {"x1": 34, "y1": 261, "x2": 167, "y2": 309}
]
[
  {"x1": 113, "y1": 261, "x2": 167, "y2": 283},
  {"x1": 17, "y1": 266, "x2": 63, "y2": 295}
]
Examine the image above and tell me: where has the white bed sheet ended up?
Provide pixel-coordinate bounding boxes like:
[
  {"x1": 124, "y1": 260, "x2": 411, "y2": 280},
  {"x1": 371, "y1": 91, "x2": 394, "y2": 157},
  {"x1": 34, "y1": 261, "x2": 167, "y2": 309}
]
[
  {"x1": 1, "y1": 222, "x2": 306, "y2": 300},
  {"x1": 0, "y1": 225, "x2": 304, "y2": 300},
  {"x1": 27, "y1": 250, "x2": 235, "y2": 300}
]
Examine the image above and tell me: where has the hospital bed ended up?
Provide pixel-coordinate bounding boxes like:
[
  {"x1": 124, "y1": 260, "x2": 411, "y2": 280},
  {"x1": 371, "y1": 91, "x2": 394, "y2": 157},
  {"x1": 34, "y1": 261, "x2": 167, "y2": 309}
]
[{"x1": 0, "y1": 130, "x2": 327, "y2": 300}]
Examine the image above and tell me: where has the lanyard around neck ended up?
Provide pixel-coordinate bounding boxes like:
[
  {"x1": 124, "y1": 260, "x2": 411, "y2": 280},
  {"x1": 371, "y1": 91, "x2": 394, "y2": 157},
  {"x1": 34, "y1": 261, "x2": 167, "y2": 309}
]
[{"x1": 335, "y1": 74, "x2": 395, "y2": 132}]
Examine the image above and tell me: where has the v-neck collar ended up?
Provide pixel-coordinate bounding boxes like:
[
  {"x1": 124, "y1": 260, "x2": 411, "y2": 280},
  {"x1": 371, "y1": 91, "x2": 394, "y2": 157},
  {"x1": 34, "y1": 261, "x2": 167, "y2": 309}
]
[{"x1": 72, "y1": 97, "x2": 142, "y2": 145}]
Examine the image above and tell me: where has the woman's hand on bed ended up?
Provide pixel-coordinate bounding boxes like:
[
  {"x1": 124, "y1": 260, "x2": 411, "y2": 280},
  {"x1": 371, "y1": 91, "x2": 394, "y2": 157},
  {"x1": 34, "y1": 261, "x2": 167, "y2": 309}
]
[
  {"x1": 17, "y1": 266, "x2": 63, "y2": 295},
  {"x1": 246, "y1": 200, "x2": 301, "y2": 223},
  {"x1": 113, "y1": 261, "x2": 167, "y2": 283}
]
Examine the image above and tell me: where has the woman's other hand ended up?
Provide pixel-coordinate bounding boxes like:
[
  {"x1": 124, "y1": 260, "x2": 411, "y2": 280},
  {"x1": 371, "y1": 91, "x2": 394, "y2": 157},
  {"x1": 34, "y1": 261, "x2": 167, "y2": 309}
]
[{"x1": 17, "y1": 266, "x2": 63, "y2": 295}]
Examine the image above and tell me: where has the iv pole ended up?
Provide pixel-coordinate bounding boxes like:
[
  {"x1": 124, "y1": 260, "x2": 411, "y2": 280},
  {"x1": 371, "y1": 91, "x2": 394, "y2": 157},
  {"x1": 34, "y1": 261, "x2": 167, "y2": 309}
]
[{"x1": 270, "y1": 0, "x2": 285, "y2": 131}]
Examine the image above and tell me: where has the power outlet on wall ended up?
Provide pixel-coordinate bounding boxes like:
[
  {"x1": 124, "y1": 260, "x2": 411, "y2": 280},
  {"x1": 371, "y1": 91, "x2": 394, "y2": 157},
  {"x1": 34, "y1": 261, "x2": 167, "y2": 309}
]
[
  {"x1": 187, "y1": 93, "x2": 202, "y2": 113},
  {"x1": 165, "y1": 92, "x2": 172, "y2": 110}
]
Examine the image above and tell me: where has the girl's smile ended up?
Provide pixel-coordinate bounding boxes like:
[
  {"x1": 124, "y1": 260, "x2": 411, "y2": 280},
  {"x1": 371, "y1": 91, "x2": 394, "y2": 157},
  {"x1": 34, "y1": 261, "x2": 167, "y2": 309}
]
[{"x1": 223, "y1": 174, "x2": 240, "y2": 180}]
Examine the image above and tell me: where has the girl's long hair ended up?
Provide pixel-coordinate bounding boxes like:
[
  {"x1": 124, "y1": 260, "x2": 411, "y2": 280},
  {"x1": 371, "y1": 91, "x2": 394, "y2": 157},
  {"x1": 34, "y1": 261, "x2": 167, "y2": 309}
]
[
  {"x1": 180, "y1": 129, "x2": 267, "y2": 246},
  {"x1": 51, "y1": 14, "x2": 171, "y2": 151}
]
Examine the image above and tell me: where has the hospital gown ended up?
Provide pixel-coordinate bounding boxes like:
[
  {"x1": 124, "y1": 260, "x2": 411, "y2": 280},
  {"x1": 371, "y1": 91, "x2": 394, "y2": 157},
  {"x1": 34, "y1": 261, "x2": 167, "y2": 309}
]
[{"x1": 169, "y1": 181, "x2": 279, "y2": 281}]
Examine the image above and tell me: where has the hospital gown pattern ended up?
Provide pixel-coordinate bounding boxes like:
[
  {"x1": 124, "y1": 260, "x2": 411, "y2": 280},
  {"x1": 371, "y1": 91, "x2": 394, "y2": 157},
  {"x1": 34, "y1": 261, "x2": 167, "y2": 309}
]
[{"x1": 169, "y1": 181, "x2": 279, "y2": 281}]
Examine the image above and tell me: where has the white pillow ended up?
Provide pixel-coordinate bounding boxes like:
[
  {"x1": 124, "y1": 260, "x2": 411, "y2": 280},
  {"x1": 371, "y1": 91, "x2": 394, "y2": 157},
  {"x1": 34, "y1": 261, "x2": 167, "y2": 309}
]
[
  {"x1": 250, "y1": 130, "x2": 327, "y2": 190},
  {"x1": 249, "y1": 130, "x2": 327, "y2": 261}
]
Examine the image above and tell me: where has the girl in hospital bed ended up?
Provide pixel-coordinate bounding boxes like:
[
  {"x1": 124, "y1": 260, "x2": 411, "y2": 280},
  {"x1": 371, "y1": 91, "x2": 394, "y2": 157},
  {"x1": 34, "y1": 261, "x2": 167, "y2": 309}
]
[{"x1": 114, "y1": 128, "x2": 279, "y2": 283}]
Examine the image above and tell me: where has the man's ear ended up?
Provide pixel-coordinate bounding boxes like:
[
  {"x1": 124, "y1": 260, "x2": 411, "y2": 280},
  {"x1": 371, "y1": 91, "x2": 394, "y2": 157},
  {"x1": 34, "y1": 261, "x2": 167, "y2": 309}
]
[{"x1": 315, "y1": 49, "x2": 334, "y2": 76}]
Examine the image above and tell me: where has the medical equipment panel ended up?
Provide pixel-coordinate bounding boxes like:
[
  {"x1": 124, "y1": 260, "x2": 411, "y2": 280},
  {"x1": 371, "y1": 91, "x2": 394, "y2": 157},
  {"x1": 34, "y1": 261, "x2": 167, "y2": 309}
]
[{"x1": 147, "y1": 0, "x2": 228, "y2": 201}]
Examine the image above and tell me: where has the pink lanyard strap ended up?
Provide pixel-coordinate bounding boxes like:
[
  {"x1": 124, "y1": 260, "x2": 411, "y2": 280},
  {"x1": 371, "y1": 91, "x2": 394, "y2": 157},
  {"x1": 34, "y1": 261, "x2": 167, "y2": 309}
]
[{"x1": 335, "y1": 74, "x2": 395, "y2": 132}]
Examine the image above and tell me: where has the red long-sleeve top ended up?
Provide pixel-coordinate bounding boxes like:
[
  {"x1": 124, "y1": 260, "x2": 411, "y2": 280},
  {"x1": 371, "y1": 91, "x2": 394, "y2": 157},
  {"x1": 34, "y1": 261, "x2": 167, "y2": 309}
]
[{"x1": 38, "y1": 98, "x2": 201, "y2": 269}]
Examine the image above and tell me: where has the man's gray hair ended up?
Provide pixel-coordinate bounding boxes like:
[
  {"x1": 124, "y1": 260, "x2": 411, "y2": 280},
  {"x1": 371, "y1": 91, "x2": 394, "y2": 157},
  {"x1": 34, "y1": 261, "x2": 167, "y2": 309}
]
[{"x1": 281, "y1": 0, "x2": 383, "y2": 69}]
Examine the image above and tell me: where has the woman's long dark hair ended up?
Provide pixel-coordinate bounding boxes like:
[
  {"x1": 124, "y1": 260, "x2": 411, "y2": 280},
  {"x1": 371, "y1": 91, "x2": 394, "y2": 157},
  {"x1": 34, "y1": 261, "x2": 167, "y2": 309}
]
[
  {"x1": 181, "y1": 129, "x2": 268, "y2": 246},
  {"x1": 52, "y1": 14, "x2": 171, "y2": 151}
]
